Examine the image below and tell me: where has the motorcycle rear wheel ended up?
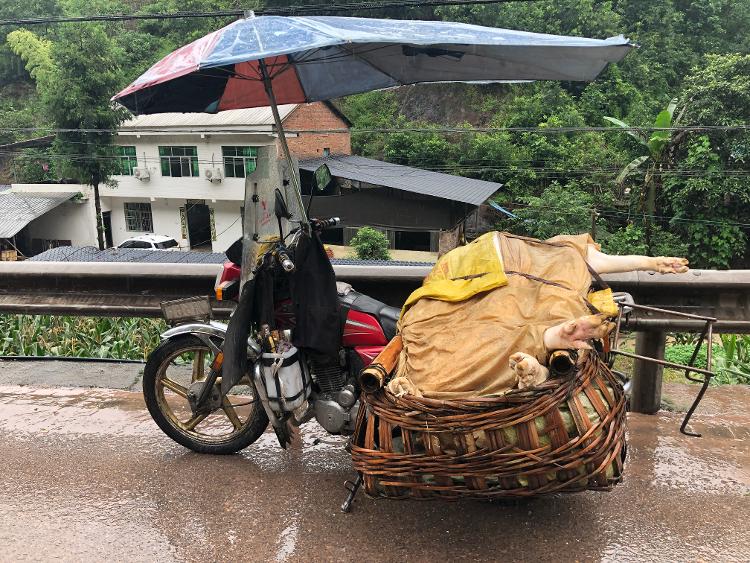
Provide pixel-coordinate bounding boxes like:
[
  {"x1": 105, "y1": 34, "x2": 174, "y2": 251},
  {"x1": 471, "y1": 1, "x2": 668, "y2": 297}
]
[{"x1": 143, "y1": 335, "x2": 268, "y2": 454}]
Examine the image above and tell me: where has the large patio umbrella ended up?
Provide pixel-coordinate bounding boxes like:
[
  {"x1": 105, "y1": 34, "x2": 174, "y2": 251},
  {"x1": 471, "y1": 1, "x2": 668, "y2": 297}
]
[{"x1": 113, "y1": 14, "x2": 632, "y2": 219}]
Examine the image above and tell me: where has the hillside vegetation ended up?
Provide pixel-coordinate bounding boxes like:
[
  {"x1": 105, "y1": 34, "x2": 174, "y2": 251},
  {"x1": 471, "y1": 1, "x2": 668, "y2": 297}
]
[{"x1": 2, "y1": 0, "x2": 749, "y2": 267}]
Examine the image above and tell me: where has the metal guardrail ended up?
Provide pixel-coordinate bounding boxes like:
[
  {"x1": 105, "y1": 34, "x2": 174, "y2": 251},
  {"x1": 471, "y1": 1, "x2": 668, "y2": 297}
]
[
  {"x1": 1, "y1": 261, "x2": 748, "y2": 418},
  {"x1": 0, "y1": 262, "x2": 748, "y2": 331}
]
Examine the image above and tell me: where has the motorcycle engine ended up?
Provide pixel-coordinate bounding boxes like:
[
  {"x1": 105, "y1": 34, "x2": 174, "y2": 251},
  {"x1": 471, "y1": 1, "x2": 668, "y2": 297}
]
[{"x1": 309, "y1": 354, "x2": 359, "y2": 434}]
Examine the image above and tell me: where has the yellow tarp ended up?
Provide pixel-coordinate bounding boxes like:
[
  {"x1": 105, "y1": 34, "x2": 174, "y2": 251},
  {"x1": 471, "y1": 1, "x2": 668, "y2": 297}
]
[
  {"x1": 392, "y1": 232, "x2": 616, "y2": 399},
  {"x1": 401, "y1": 232, "x2": 508, "y2": 315}
]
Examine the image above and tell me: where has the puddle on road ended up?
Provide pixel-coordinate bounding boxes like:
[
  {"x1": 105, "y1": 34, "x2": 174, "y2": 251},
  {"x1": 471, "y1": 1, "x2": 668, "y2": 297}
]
[
  {"x1": 0, "y1": 385, "x2": 351, "y2": 474},
  {"x1": 652, "y1": 434, "x2": 750, "y2": 494},
  {"x1": 275, "y1": 515, "x2": 300, "y2": 562},
  {"x1": 0, "y1": 385, "x2": 155, "y2": 438},
  {"x1": 628, "y1": 411, "x2": 750, "y2": 496}
]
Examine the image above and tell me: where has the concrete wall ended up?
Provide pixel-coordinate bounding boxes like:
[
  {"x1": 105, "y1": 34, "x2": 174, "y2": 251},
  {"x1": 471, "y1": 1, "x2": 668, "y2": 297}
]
[
  {"x1": 104, "y1": 197, "x2": 243, "y2": 252},
  {"x1": 24, "y1": 198, "x2": 98, "y2": 247},
  {"x1": 9, "y1": 103, "x2": 352, "y2": 253},
  {"x1": 102, "y1": 132, "x2": 276, "y2": 201}
]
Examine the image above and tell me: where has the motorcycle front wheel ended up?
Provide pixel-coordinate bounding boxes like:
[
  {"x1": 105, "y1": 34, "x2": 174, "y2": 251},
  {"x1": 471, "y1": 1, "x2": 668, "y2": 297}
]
[{"x1": 143, "y1": 335, "x2": 269, "y2": 454}]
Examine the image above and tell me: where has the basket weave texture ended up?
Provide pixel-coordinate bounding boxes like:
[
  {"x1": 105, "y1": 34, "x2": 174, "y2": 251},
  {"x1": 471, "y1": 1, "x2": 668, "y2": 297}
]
[{"x1": 351, "y1": 353, "x2": 627, "y2": 499}]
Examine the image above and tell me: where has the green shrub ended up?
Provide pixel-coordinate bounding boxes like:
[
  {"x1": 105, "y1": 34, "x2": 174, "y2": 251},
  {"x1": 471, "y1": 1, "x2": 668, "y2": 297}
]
[
  {"x1": 350, "y1": 227, "x2": 391, "y2": 261},
  {"x1": 664, "y1": 343, "x2": 713, "y2": 369},
  {"x1": 714, "y1": 334, "x2": 750, "y2": 385},
  {"x1": 665, "y1": 338, "x2": 750, "y2": 385}
]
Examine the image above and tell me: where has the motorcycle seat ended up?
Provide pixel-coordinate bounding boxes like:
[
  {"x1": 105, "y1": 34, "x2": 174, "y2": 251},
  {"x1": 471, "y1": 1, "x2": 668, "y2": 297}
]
[{"x1": 339, "y1": 290, "x2": 400, "y2": 341}]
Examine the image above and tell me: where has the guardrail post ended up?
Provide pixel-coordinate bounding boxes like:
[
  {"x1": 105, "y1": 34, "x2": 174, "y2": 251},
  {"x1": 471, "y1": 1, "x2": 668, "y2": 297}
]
[{"x1": 630, "y1": 330, "x2": 667, "y2": 414}]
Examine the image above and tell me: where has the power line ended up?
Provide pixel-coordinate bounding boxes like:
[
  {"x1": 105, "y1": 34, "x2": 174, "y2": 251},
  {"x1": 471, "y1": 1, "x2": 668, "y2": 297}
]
[
  {"x1": 504, "y1": 201, "x2": 750, "y2": 231},
  {"x1": 2, "y1": 124, "x2": 749, "y2": 135},
  {"x1": 0, "y1": 0, "x2": 540, "y2": 27},
  {"x1": 4, "y1": 148, "x2": 749, "y2": 179},
  {"x1": 4, "y1": 150, "x2": 749, "y2": 177}
]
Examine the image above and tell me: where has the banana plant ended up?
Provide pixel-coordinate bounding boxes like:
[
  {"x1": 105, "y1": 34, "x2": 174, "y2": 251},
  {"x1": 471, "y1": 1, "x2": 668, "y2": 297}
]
[{"x1": 605, "y1": 98, "x2": 684, "y2": 253}]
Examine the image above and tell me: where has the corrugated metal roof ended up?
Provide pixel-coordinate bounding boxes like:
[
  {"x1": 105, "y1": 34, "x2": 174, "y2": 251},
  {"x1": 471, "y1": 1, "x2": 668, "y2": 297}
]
[
  {"x1": 0, "y1": 191, "x2": 77, "y2": 238},
  {"x1": 299, "y1": 155, "x2": 501, "y2": 205},
  {"x1": 121, "y1": 105, "x2": 298, "y2": 130}
]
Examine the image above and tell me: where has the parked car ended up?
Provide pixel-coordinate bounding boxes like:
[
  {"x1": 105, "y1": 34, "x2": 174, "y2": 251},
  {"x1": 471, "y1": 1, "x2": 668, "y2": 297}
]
[{"x1": 117, "y1": 235, "x2": 180, "y2": 250}]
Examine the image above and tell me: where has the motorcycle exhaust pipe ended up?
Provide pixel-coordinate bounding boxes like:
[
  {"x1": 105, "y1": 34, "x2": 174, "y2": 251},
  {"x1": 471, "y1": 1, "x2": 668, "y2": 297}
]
[
  {"x1": 359, "y1": 335, "x2": 403, "y2": 394},
  {"x1": 548, "y1": 350, "x2": 577, "y2": 378}
]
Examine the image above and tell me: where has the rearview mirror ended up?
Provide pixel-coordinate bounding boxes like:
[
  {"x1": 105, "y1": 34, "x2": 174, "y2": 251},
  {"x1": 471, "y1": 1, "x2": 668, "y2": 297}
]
[
  {"x1": 274, "y1": 188, "x2": 292, "y2": 219},
  {"x1": 314, "y1": 164, "x2": 332, "y2": 192}
]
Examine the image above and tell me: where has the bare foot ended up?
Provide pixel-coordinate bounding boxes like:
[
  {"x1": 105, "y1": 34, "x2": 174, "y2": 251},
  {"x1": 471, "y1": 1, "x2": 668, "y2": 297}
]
[
  {"x1": 543, "y1": 314, "x2": 614, "y2": 351},
  {"x1": 652, "y1": 257, "x2": 689, "y2": 274},
  {"x1": 509, "y1": 352, "x2": 549, "y2": 389}
]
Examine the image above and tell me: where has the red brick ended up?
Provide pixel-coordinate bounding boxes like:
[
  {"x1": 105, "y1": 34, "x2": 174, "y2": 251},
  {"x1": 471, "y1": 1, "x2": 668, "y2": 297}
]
[{"x1": 277, "y1": 102, "x2": 352, "y2": 158}]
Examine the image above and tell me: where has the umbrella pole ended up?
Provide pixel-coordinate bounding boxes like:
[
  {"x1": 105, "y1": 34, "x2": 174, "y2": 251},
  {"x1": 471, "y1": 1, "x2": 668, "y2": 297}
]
[{"x1": 258, "y1": 59, "x2": 308, "y2": 227}]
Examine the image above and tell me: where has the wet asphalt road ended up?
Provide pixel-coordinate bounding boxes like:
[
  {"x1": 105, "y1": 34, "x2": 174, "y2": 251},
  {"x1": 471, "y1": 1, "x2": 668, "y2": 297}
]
[{"x1": 0, "y1": 366, "x2": 748, "y2": 562}]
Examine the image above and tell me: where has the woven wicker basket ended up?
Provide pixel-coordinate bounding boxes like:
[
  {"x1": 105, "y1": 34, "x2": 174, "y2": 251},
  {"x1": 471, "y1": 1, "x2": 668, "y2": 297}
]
[{"x1": 351, "y1": 353, "x2": 627, "y2": 500}]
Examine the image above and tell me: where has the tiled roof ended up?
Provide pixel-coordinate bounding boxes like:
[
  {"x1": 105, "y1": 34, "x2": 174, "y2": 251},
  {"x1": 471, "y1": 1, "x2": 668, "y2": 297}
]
[
  {"x1": 29, "y1": 246, "x2": 228, "y2": 263},
  {"x1": 29, "y1": 246, "x2": 435, "y2": 267}
]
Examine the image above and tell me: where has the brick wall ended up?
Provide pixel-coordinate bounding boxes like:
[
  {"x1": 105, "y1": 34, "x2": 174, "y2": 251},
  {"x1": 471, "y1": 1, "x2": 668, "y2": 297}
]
[{"x1": 279, "y1": 102, "x2": 352, "y2": 159}]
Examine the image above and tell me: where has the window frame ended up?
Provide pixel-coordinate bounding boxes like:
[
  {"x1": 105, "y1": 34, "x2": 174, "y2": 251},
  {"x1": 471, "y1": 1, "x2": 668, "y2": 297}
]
[
  {"x1": 123, "y1": 202, "x2": 154, "y2": 233},
  {"x1": 116, "y1": 146, "x2": 138, "y2": 176},
  {"x1": 222, "y1": 146, "x2": 258, "y2": 178},
  {"x1": 158, "y1": 146, "x2": 199, "y2": 178}
]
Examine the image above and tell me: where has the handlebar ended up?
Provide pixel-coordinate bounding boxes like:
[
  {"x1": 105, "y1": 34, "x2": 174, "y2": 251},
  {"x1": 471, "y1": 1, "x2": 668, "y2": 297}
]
[
  {"x1": 277, "y1": 248, "x2": 295, "y2": 273},
  {"x1": 311, "y1": 217, "x2": 340, "y2": 231}
]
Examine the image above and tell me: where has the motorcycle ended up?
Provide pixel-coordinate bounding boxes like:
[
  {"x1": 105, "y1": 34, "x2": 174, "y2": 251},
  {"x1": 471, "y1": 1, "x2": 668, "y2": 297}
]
[{"x1": 142, "y1": 185, "x2": 400, "y2": 455}]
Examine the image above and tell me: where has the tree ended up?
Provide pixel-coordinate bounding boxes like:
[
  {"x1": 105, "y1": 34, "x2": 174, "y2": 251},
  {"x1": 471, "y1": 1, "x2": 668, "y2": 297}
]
[
  {"x1": 660, "y1": 54, "x2": 750, "y2": 268},
  {"x1": 350, "y1": 227, "x2": 391, "y2": 261},
  {"x1": 10, "y1": 24, "x2": 127, "y2": 249},
  {"x1": 604, "y1": 98, "x2": 682, "y2": 254},
  {"x1": 15, "y1": 148, "x2": 55, "y2": 183},
  {"x1": 510, "y1": 182, "x2": 594, "y2": 240}
]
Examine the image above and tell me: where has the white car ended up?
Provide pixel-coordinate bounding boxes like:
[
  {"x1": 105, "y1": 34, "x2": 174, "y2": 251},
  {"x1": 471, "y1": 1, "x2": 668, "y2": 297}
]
[{"x1": 117, "y1": 235, "x2": 180, "y2": 250}]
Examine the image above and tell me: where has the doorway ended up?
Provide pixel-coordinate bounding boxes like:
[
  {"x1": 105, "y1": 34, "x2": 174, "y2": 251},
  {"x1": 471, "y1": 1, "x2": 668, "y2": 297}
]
[
  {"x1": 186, "y1": 201, "x2": 212, "y2": 251},
  {"x1": 102, "y1": 211, "x2": 113, "y2": 248}
]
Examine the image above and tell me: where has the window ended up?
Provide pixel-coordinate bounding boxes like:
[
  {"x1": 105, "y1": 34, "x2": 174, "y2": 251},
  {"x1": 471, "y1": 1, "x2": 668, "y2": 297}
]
[
  {"x1": 323, "y1": 147, "x2": 331, "y2": 156},
  {"x1": 119, "y1": 240, "x2": 153, "y2": 249},
  {"x1": 155, "y1": 239, "x2": 178, "y2": 249},
  {"x1": 159, "y1": 146, "x2": 199, "y2": 177},
  {"x1": 222, "y1": 146, "x2": 258, "y2": 178},
  {"x1": 117, "y1": 146, "x2": 138, "y2": 176},
  {"x1": 124, "y1": 202, "x2": 154, "y2": 232}
]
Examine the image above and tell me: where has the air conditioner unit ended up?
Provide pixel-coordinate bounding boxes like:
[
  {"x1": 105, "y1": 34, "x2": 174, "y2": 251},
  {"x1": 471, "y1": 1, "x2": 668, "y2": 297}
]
[
  {"x1": 133, "y1": 167, "x2": 150, "y2": 181},
  {"x1": 205, "y1": 167, "x2": 223, "y2": 182}
]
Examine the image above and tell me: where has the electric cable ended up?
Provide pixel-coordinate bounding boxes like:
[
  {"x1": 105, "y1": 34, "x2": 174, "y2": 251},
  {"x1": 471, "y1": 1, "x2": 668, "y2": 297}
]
[{"x1": 1, "y1": 0, "x2": 543, "y2": 27}]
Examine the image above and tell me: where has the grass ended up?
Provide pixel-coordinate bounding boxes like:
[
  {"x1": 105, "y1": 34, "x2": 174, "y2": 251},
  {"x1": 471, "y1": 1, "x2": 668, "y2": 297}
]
[
  {"x1": 0, "y1": 315, "x2": 167, "y2": 361},
  {"x1": 1, "y1": 316, "x2": 749, "y2": 385},
  {"x1": 614, "y1": 333, "x2": 750, "y2": 385}
]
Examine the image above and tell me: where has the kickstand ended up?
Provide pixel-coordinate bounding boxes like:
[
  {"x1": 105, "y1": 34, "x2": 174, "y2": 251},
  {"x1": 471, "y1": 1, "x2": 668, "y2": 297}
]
[{"x1": 341, "y1": 473, "x2": 363, "y2": 513}]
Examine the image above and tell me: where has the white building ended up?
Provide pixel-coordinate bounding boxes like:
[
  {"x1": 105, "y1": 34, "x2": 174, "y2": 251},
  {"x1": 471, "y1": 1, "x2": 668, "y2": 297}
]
[{"x1": 11, "y1": 102, "x2": 352, "y2": 254}]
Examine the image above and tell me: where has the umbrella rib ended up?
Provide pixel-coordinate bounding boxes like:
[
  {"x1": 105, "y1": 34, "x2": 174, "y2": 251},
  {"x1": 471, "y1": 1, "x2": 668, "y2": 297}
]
[{"x1": 293, "y1": 44, "x2": 393, "y2": 66}]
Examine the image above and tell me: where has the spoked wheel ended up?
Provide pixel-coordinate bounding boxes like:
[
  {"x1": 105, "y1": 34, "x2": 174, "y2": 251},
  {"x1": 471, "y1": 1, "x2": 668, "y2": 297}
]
[{"x1": 143, "y1": 335, "x2": 268, "y2": 454}]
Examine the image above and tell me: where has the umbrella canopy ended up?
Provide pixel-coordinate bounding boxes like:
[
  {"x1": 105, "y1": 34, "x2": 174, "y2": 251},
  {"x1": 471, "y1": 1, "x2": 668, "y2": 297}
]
[{"x1": 113, "y1": 15, "x2": 632, "y2": 114}]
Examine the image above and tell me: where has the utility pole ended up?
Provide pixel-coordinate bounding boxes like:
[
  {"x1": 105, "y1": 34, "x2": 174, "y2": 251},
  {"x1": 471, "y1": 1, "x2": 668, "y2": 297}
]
[{"x1": 590, "y1": 208, "x2": 598, "y2": 241}]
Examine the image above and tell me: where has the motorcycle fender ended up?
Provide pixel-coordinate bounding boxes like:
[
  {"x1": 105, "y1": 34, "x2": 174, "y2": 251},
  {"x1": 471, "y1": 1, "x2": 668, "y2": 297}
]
[
  {"x1": 160, "y1": 321, "x2": 261, "y2": 357},
  {"x1": 160, "y1": 321, "x2": 228, "y2": 355},
  {"x1": 160, "y1": 320, "x2": 228, "y2": 341}
]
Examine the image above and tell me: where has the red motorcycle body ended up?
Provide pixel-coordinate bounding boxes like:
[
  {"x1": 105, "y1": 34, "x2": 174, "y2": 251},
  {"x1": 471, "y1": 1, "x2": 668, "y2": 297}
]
[{"x1": 215, "y1": 260, "x2": 397, "y2": 365}]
